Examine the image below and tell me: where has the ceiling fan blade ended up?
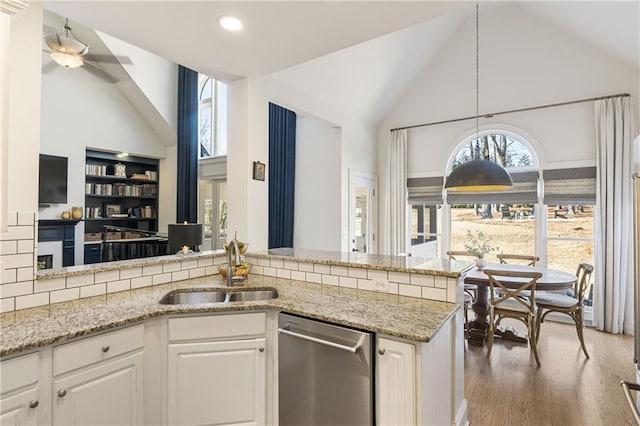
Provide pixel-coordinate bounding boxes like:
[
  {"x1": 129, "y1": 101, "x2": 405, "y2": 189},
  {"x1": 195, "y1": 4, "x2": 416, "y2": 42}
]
[
  {"x1": 83, "y1": 62, "x2": 118, "y2": 83},
  {"x1": 84, "y1": 53, "x2": 132, "y2": 65},
  {"x1": 42, "y1": 61, "x2": 58, "y2": 74}
]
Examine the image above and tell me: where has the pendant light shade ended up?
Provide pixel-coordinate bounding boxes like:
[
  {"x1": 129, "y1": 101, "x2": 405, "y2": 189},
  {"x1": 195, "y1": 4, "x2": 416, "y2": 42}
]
[
  {"x1": 444, "y1": 157, "x2": 513, "y2": 191},
  {"x1": 444, "y1": 3, "x2": 513, "y2": 192}
]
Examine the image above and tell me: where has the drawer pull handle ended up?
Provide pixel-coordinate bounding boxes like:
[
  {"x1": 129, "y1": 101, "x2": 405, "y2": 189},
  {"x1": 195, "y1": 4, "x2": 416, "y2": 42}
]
[
  {"x1": 378, "y1": 348, "x2": 386, "y2": 355},
  {"x1": 259, "y1": 347, "x2": 265, "y2": 352},
  {"x1": 58, "y1": 389, "x2": 67, "y2": 398},
  {"x1": 29, "y1": 400, "x2": 39, "y2": 408},
  {"x1": 102, "y1": 345, "x2": 110, "y2": 353}
]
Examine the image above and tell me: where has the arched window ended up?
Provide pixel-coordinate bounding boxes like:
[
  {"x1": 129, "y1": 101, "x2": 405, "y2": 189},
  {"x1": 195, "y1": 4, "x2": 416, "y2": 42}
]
[
  {"x1": 198, "y1": 74, "x2": 228, "y2": 158},
  {"x1": 449, "y1": 130, "x2": 539, "y2": 172},
  {"x1": 447, "y1": 130, "x2": 540, "y2": 260}
]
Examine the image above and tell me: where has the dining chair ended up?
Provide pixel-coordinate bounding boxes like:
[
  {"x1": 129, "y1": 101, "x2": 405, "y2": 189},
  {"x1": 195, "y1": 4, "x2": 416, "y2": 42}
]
[
  {"x1": 535, "y1": 262, "x2": 594, "y2": 359},
  {"x1": 496, "y1": 253, "x2": 540, "y2": 266},
  {"x1": 484, "y1": 269, "x2": 543, "y2": 367},
  {"x1": 447, "y1": 251, "x2": 477, "y2": 333}
]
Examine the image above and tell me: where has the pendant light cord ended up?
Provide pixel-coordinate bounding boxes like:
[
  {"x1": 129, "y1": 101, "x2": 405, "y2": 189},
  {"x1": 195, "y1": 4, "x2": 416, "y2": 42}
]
[
  {"x1": 476, "y1": 2, "x2": 479, "y2": 139},
  {"x1": 474, "y1": 2, "x2": 480, "y2": 159}
]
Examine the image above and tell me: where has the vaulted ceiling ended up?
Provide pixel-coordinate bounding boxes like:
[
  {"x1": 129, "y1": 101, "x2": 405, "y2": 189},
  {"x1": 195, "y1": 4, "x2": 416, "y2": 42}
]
[{"x1": 42, "y1": 1, "x2": 639, "y2": 125}]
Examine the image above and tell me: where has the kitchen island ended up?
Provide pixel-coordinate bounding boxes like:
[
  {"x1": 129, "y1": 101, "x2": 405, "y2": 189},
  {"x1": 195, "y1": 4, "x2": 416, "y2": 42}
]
[{"x1": 1, "y1": 249, "x2": 471, "y2": 425}]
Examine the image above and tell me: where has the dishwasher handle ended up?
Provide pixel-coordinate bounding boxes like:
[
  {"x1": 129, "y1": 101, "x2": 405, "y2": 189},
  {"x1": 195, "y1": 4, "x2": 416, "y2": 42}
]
[
  {"x1": 278, "y1": 327, "x2": 364, "y2": 354},
  {"x1": 621, "y1": 381, "x2": 640, "y2": 425}
]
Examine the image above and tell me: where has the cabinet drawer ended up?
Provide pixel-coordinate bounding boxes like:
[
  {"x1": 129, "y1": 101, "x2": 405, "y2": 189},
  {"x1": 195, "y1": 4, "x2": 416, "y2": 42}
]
[
  {"x1": 0, "y1": 352, "x2": 38, "y2": 394},
  {"x1": 54, "y1": 324, "x2": 144, "y2": 376},
  {"x1": 169, "y1": 312, "x2": 266, "y2": 341}
]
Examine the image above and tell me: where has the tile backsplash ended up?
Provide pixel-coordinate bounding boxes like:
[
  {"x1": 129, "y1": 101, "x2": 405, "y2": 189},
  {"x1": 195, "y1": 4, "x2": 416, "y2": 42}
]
[{"x1": 0, "y1": 213, "x2": 460, "y2": 313}]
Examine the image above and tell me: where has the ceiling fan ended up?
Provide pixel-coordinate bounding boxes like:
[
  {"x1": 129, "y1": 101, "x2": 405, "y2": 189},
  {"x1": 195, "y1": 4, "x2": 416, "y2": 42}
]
[{"x1": 43, "y1": 18, "x2": 132, "y2": 83}]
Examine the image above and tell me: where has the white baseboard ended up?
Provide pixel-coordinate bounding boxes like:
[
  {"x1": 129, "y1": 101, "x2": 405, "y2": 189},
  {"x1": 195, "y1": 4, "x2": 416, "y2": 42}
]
[{"x1": 454, "y1": 398, "x2": 468, "y2": 426}]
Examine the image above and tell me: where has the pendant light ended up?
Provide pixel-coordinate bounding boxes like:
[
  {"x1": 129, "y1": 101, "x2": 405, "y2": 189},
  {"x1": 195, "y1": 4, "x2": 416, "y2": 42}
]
[{"x1": 444, "y1": 3, "x2": 513, "y2": 192}]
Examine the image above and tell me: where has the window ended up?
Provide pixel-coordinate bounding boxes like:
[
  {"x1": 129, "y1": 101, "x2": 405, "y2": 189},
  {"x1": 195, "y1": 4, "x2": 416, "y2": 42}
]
[
  {"x1": 543, "y1": 167, "x2": 596, "y2": 305},
  {"x1": 198, "y1": 74, "x2": 228, "y2": 158},
  {"x1": 409, "y1": 205, "x2": 442, "y2": 258},
  {"x1": 448, "y1": 132, "x2": 538, "y2": 260}
]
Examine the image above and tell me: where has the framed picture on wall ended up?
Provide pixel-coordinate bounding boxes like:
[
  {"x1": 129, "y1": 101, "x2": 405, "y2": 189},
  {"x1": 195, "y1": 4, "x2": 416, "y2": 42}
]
[
  {"x1": 104, "y1": 203, "x2": 122, "y2": 218},
  {"x1": 253, "y1": 161, "x2": 265, "y2": 181}
]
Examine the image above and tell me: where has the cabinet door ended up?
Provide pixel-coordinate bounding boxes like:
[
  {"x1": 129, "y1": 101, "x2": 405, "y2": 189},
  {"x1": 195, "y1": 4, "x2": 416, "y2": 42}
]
[
  {"x1": 53, "y1": 352, "x2": 143, "y2": 426},
  {"x1": 0, "y1": 388, "x2": 39, "y2": 426},
  {"x1": 376, "y1": 337, "x2": 416, "y2": 426},
  {"x1": 168, "y1": 338, "x2": 266, "y2": 426}
]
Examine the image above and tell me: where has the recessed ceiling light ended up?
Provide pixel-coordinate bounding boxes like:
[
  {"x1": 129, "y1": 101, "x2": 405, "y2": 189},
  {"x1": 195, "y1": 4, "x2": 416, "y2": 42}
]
[
  {"x1": 117, "y1": 152, "x2": 129, "y2": 158},
  {"x1": 218, "y1": 16, "x2": 243, "y2": 31}
]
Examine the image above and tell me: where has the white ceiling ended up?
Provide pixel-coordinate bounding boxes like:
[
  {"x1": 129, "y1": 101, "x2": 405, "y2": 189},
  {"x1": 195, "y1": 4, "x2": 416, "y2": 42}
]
[
  {"x1": 43, "y1": 1, "x2": 466, "y2": 82},
  {"x1": 41, "y1": 1, "x2": 639, "y2": 126}
]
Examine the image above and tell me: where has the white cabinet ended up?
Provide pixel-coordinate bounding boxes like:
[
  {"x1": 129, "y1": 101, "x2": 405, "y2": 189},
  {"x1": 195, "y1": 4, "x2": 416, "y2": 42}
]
[
  {"x1": 376, "y1": 337, "x2": 417, "y2": 426},
  {"x1": 52, "y1": 352, "x2": 143, "y2": 425},
  {"x1": 51, "y1": 325, "x2": 144, "y2": 426},
  {"x1": 168, "y1": 339, "x2": 266, "y2": 425},
  {"x1": 0, "y1": 353, "x2": 39, "y2": 426},
  {"x1": 167, "y1": 313, "x2": 267, "y2": 426}
]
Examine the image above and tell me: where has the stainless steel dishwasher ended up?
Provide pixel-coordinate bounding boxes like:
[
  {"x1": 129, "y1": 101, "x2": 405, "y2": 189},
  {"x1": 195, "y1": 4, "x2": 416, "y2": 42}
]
[{"x1": 278, "y1": 313, "x2": 373, "y2": 426}]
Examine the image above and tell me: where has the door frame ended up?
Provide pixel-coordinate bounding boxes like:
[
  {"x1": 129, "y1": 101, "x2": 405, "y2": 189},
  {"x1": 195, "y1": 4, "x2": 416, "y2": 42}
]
[{"x1": 348, "y1": 169, "x2": 377, "y2": 254}]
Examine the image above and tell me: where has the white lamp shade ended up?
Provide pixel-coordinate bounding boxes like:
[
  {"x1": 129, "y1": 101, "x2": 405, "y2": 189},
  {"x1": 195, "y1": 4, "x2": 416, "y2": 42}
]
[{"x1": 51, "y1": 51, "x2": 83, "y2": 68}]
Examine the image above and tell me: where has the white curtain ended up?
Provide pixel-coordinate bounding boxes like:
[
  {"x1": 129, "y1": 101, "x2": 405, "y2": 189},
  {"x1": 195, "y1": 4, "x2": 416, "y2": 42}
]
[
  {"x1": 385, "y1": 129, "x2": 407, "y2": 255},
  {"x1": 594, "y1": 96, "x2": 637, "y2": 334}
]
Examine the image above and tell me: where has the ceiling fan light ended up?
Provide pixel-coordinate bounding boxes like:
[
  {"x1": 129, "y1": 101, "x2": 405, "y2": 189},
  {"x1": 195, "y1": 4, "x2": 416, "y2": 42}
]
[
  {"x1": 57, "y1": 36, "x2": 89, "y2": 55},
  {"x1": 51, "y1": 51, "x2": 83, "y2": 68}
]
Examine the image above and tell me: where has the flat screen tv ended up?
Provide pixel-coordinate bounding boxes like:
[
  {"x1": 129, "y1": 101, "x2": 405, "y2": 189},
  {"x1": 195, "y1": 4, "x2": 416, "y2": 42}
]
[{"x1": 39, "y1": 154, "x2": 68, "y2": 204}]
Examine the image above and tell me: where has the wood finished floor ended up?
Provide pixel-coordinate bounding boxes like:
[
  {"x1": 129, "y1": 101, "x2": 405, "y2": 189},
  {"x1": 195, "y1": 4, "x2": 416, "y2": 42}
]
[{"x1": 465, "y1": 320, "x2": 637, "y2": 425}]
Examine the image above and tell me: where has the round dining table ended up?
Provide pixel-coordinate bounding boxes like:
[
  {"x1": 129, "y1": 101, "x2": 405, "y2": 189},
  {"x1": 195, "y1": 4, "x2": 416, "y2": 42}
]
[{"x1": 463, "y1": 262, "x2": 577, "y2": 346}]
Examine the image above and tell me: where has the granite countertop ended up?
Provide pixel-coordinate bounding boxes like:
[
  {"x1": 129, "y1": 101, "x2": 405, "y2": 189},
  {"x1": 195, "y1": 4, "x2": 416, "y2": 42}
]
[
  {"x1": 36, "y1": 250, "x2": 227, "y2": 279},
  {"x1": 0, "y1": 274, "x2": 458, "y2": 358},
  {"x1": 248, "y1": 248, "x2": 472, "y2": 277}
]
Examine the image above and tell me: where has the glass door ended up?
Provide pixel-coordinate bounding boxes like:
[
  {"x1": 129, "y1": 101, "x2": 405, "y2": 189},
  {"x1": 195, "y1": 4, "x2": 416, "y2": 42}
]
[{"x1": 349, "y1": 170, "x2": 377, "y2": 253}]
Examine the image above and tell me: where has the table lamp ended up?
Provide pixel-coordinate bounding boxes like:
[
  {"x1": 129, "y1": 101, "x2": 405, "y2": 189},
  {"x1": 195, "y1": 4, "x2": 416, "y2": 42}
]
[{"x1": 168, "y1": 222, "x2": 203, "y2": 254}]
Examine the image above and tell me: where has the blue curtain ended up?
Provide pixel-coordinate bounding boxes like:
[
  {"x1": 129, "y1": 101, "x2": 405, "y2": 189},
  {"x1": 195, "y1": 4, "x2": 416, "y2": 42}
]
[
  {"x1": 176, "y1": 65, "x2": 198, "y2": 223},
  {"x1": 268, "y1": 103, "x2": 297, "y2": 248}
]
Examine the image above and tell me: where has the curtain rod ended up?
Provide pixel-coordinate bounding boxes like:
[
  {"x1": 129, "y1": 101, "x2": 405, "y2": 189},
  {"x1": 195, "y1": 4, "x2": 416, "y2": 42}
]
[{"x1": 390, "y1": 93, "x2": 631, "y2": 132}]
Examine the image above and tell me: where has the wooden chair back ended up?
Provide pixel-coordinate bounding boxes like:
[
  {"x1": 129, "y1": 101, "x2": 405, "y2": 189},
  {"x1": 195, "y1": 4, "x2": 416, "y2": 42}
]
[
  {"x1": 446, "y1": 250, "x2": 474, "y2": 260},
  {"x1": 496, "y1": 253, "x2": 540, "y2": 266},
  {"x1": 484, "y1": 269, "x2": 543, "y2": 314},
  {"x1": 573, "y1": 263, "x2": 594, "y2": 303}
]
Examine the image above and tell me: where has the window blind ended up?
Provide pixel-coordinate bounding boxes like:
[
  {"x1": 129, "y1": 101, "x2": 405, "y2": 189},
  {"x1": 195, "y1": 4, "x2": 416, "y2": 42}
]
[
  {"x1": 446, "y1": 170, "x2": 539, "y2": 204},
  {"x1": 543, "y1": 166, "x2": 596, "y2": 205},
  {"x1": 407, "y1": 176, "x2": 443, "y2": 204}
]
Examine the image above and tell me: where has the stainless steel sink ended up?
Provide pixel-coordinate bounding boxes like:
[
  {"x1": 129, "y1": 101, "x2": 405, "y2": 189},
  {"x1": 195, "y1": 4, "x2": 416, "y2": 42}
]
[
  {"x1": 227, "y1": 290, "x2": 278, "y2": 302},
  {"x1": 159, "y1": 288, "x2": 278, "y2": 305}
]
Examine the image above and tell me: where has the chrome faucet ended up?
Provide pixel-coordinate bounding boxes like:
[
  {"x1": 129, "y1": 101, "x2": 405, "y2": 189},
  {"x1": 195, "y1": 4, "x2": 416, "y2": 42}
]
[{"x1": 226, "y1": 238, "x2": 244, "y2": 287}]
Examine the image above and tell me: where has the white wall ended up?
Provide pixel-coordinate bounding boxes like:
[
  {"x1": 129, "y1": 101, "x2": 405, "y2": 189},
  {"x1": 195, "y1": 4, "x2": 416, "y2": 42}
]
[
  {"x1": 376, "y1": 4, "x2": 640, "y2": 254},
  {"x1": 158, "y1": 145, "x2": 177, "y2": 234},
  {"x1": 7, "y1": 2, "x2": 41, "y2": 214},
  {"x1": 39, "y1": 50, "x2": 174, "y2": 264},
  {"x1": 226, "y1": 78, "x2": 250, "y2": 246},
  {"x1": 294, "y1": 115, "x2": 341, "y2": 251},
  {"x1": 97, "y1": 30, "x2": 178, "y2": 134},
  {"x1": 227, "y1": 74, "x2": 378, "y2": 252}
]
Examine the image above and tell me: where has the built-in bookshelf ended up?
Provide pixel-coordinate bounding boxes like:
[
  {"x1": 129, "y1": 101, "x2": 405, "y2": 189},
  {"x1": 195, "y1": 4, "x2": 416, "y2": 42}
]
[{"x1": 84, "y1": 149, "x2": 162, "y2": 263}]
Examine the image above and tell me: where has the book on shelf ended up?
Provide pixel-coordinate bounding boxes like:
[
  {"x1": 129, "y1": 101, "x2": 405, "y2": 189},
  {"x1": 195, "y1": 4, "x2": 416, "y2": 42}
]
[
  {"x1": 85, "y1": 206, "x2": 102, "y2": 218},
  {"x1": 85, "y1": 182, "x2": 156, "y2": 197},
  {"x1": 128, "y1": 205, "x2": 156, "y2": 218},
  {"x1": 85, "y1": 164, "x2": 108, "y2": 176},
  {"x1": 145, "y1": 170, "x2": 158, "y2": 180}
]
